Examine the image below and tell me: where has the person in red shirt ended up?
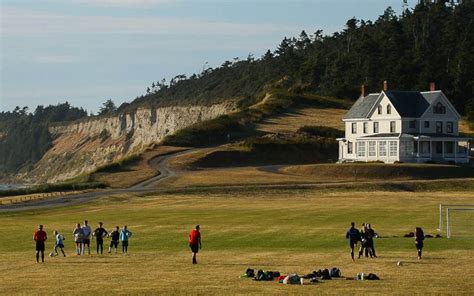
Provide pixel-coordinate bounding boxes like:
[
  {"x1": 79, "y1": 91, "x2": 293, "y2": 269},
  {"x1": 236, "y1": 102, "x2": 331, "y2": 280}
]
[
  {"x1": 33, "y1": 225, "x2": 47, "y2": 263},
  {"x1": 188, "y1": 225, "x2": 201, "y2": 264}
]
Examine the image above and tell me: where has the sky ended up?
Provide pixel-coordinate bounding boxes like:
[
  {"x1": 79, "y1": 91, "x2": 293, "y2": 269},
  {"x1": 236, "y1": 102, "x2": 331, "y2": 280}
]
[{"x1": 1, "y1": 0, "x2": 421, "y2": 114}]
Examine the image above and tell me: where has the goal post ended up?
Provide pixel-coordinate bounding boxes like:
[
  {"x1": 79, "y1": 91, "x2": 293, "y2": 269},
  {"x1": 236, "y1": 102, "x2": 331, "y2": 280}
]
[
  {"x1": 438, "y1": 204, "x2": 474, "y2": 231},
  {"x1": 446, "y1": 207, "x2": 474, "y2": 239}
]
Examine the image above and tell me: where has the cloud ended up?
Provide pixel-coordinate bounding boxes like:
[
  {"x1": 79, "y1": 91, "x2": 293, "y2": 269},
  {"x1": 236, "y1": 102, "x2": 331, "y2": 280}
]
[{"x1": 1, "y1": 7, "x2": 297, "y2": 37}]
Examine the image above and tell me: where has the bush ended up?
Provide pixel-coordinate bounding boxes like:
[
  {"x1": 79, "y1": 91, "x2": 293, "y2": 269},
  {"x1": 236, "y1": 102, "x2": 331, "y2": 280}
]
[
  {"x1": 94, "y1": 154, "x2": 142, "y2": 173},
  {"x1": 0, "y1": 182, "x2": 107, "y2": 197},
  {"x1": 298, "y1": 125, "x2": 344, "y2": 138}
]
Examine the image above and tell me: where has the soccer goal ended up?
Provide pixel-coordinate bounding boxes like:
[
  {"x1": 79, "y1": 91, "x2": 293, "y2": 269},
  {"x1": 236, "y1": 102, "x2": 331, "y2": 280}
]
[
  {"x1": 444, "y1": 207, "x2": 474, "y2": 239},
  {"x1": 438, "y1": 204, "x2": 474, "y2": 232}
]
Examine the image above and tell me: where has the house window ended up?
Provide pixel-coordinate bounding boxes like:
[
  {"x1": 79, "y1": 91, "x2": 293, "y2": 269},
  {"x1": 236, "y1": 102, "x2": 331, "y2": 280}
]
[
  {"x1": 424, "y1": 121, "x2": 430, "y2": 128},
  {"x1": 363, "y1": 122, "x2": 368, "y2": 134},
  {"x1": 433, "y1": 102, "x2": 446, "y2": 114},
  {"x1": 352, "y1": 122, "x2": 357, "y2": 134},
  {"x1": 389, "y1": 141, "x2": 398, "y2": 157},
  {"x1": 409, "y1": 120, "x2": 416, "y2": 129},
  {"x1": 368, "y1": 141, "x2": 376, "y2": 157},
  {"x1": 447, "y1": 121, "x2": 453, "y2": 133},
  {"x1": 436, "y1": 121, "x2": 443, "y2": 133},
  {"x1": 387, "y1": 105, "x2": 391, "y2": 114},
  {"x1": 377, "y1": 105, "x2": 382, "y2": 115},
  {"x1": 348, "y1": 141, "x2": 353, "y2": 154},
  {"x1": 379, "y1": 141, "x2": 387, "y2": 157},
  {"x1": 357, "y1": 141, "x2": 366, "y2": 157},
  {"x1": 390, "y1": 121, "x2": 396, "y2": 133},
  {"x1": 373, "y1": 122, "x2": 379, "y2": 133}
]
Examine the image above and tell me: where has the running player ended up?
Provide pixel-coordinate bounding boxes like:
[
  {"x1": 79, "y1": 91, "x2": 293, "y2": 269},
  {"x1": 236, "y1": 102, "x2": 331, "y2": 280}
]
[
  {"x1": 93, "y1": 222, "x2": 108, "y2": 254},
  {"x1": 415, "y1": 227, "x2": 425, "y2": 260},
  {"x1": 346, "y1": 222, "x2": 360, "y2": 262},
  {"x1": 33, "y1": 225, "x2": 47, "y2": 263},
  {"x1": 188, "y1": 225, "x2": 202, "y2": 264},
  {"x1": 108, "y1": 226, "x2": 120, "y2": 254},
  {"x1": 81, "y1": 220, "x2": 92, "y2": 255},
  {"x1": 119, "y1": 225, "x2": 133, "y2": 254},
  {"x1": 53, "y1": 230, "x2": 66, "y2": 257}
]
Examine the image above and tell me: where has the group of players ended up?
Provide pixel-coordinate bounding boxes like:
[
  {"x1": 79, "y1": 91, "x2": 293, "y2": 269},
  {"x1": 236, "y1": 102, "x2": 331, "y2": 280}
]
[
  {"x1": 33, "y1": 223, "x2": 202, "y2": 264},
  {"x1": 346, "y1": 222, "x2": 425, "y2": 261},
  {"x1": 32, "y1": 220, "x2": 133, "y2": 263}
]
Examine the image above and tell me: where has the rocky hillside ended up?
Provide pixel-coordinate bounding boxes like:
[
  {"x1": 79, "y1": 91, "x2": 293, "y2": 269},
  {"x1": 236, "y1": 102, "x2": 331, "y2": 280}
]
[{"x1": 21, "y1": 101, "x2": 237, "y2": 183}]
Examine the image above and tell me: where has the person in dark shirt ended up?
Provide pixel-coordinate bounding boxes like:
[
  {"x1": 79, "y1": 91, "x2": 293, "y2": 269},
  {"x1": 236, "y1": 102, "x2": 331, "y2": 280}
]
[
  {"x1": 93, "y1": 222, "x2": 108, "y2": 254},
  {"x1": 108, "y1": 226, "x2": 120, "y2": 254},
  {"x1": 366, "y1": 224, "x2": 377, "y2": 258},
  {"x1": 189, "y1": 225, "x2": 202, "y2": 264},
  {"x1": 345, "y1": 222, "x2": 360, "y2": 262},
  {"x1": 415, "y1": 227, "x2": 425, "y2": 260},
  {"x1": 358, "y1": 223, "x2": 373, "y2": 259},
  {"x1": 33, "y1": 225, "x2": 47, "y2": 263}
]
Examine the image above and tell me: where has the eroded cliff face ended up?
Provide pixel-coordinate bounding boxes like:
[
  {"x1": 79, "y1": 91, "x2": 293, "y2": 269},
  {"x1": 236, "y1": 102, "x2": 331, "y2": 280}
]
[{"x1": 22, "y1": 101, "x2": 237, "y2": 183}]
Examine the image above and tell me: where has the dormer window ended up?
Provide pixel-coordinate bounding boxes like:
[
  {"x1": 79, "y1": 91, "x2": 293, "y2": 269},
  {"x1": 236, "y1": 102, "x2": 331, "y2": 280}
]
[
  {"x1": 377, "y1": 105, "x2": 382, "y2": 115},
  {"x1": 387, "y1": 105, "x2": 391, "y2": 114},
  {"x1": 433, "y1": 102, "x2": 446, "y2": 114}
]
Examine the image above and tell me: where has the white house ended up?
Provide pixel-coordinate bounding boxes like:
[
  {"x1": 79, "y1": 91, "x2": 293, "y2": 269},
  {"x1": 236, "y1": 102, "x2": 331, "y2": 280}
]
[{"x1": 337, "y1": 83, "x2": 470, "y2": 164}]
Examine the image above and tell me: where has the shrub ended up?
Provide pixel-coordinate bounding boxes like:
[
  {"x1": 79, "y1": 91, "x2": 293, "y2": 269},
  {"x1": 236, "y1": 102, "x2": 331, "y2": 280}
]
[{"x1": 298, "y1": 125, "x2": 344, "y2": 138}]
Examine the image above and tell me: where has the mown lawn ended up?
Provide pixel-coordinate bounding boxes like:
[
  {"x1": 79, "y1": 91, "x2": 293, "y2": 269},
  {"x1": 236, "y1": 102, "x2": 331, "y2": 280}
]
[{"x1": 0, "y1": 189, "x2": 473, "y2": 295}]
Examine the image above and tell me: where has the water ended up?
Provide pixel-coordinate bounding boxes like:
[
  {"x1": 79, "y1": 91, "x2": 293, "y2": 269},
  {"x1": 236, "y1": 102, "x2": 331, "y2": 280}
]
[{"x1": 0, "y1": 184, "x2": 24, "y2": 191}]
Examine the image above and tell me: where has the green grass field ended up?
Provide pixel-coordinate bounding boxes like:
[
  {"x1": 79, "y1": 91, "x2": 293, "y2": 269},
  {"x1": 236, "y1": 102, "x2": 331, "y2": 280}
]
[{"x1": 0, "y1": 189, "x2": 473, "y2": 295}]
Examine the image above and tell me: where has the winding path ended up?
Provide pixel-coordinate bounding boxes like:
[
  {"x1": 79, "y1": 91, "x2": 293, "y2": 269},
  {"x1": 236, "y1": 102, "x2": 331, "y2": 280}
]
[
  {"x1": 1, "y1": 148, "x2": 473, "y2": 212},
  {"x1": 0, "y1": 149, "x2": 191, "y2": 212}
]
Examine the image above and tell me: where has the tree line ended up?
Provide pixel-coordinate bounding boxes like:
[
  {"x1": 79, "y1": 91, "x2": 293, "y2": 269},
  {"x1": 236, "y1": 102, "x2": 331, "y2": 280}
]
[{"x1": 125, "y1": 1, "x2": 474, "y2": 121}]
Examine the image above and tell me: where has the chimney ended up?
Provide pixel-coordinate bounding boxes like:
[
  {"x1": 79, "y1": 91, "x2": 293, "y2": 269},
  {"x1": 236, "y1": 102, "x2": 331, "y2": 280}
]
[
  {"x1": 430, "y1": 82, "x2": 436, "y2": 91},
  {"x1": 383, "y1": 80, "x2": 388, "y2": 91},
  {"x1": 360, "y1": 84, "x2": 366, "y2": 97}
]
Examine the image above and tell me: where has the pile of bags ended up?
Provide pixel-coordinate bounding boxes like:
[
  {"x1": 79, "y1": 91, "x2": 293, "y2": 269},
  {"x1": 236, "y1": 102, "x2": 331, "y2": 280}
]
[{"x1": 240, "y1": 267, "x2": 342, "y2": 285}]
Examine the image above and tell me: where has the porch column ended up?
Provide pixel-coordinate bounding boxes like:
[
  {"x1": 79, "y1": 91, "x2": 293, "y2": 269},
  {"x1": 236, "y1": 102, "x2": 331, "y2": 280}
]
[
  {"x1": 417, "y1": 141, "x2": 420, "y2": 157},
  {"x1": 430, "y1": 140, "x2": 432, "y2": 160},
  {"x1": 454, "y1": 141, "x2": 457, "y2": 162},
  {"x1": 442, "y1": 140, "x2": 445, "y2": 160}
]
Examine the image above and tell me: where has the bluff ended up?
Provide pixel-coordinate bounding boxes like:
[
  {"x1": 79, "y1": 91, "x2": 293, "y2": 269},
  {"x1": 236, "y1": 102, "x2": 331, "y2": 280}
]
[{"x1": 21, "y1": 101, "x2": 237, "y2": 183}]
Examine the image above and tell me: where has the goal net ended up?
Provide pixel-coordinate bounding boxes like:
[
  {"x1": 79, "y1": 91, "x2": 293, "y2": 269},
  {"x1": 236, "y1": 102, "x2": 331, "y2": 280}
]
[
  {"x1": 445, "y1": 208, "x2": 474, "y2": 239},
  {"x1": 438, "y1": 204, "x2": 474, "y2": 231}
]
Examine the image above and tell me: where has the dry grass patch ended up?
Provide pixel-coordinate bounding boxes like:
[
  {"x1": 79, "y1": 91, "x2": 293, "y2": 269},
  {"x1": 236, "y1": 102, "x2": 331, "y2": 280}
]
[
  {"x1": 256, "y1": 107, "x2": 346, "y2": 135},
  {"x1": 91, "y1": 145, "x2": 187, "y2": 188}
]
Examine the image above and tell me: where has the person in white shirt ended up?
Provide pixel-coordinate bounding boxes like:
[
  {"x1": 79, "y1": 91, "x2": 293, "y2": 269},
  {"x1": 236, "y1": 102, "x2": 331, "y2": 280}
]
[{"x1": 81, "y1": 220, "x2": 92, "y2": 255}]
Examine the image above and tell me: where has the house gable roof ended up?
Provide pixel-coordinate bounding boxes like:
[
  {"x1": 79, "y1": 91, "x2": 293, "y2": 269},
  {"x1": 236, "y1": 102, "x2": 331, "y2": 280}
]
[
  {"x1": 344, "y1": 89, "x2": 460, "y2": 120},
  {"x1": 343, "y1": 93, "x2": 381, "y2": 119},
  {"x1": 384, "y1": 90, "x2": 430, "y2": 118}
]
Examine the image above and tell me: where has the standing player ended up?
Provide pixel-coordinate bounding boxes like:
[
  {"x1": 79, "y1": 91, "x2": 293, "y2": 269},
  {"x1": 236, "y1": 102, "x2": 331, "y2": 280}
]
[
  {"x1": 81, "y1": 220, "x2": 92, "y2": 255},
  {"x1": 93, "y1": 222, "x2": 108, "y2": 254},
  {"x1": 346, "y1": 222, "x2": 360, "y2": 262},
  {"x1": 33, "y1": 225, "x2": 47, "y2": 263},
  {"x1": 108, "y1": 226, "x2": 120, "y2": 254},
  {"x1": 119, "y1": 225, "x2": 133, "y2": 254},
  {"x1": 73, "y1": 223, "x2": 84, "y2": 255},
  {"x1": 53, "y1": 230, "x2": 66, "y2": 257},
  {"x1": 415, "y1": 227, "x2": 425, "y2": 260},
  {"x1": 188, "y1": 225, "x2": 202, "y2": 264}
]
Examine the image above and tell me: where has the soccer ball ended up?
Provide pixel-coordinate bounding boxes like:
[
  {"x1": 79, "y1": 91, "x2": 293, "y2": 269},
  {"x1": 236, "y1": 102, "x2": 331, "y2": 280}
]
[
  {"x1": 49, "y1": 252, "x2": 56, "y2": 257},
  {"x1": 397, "y1": 261, "x2": 403, "y2": 266}
]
